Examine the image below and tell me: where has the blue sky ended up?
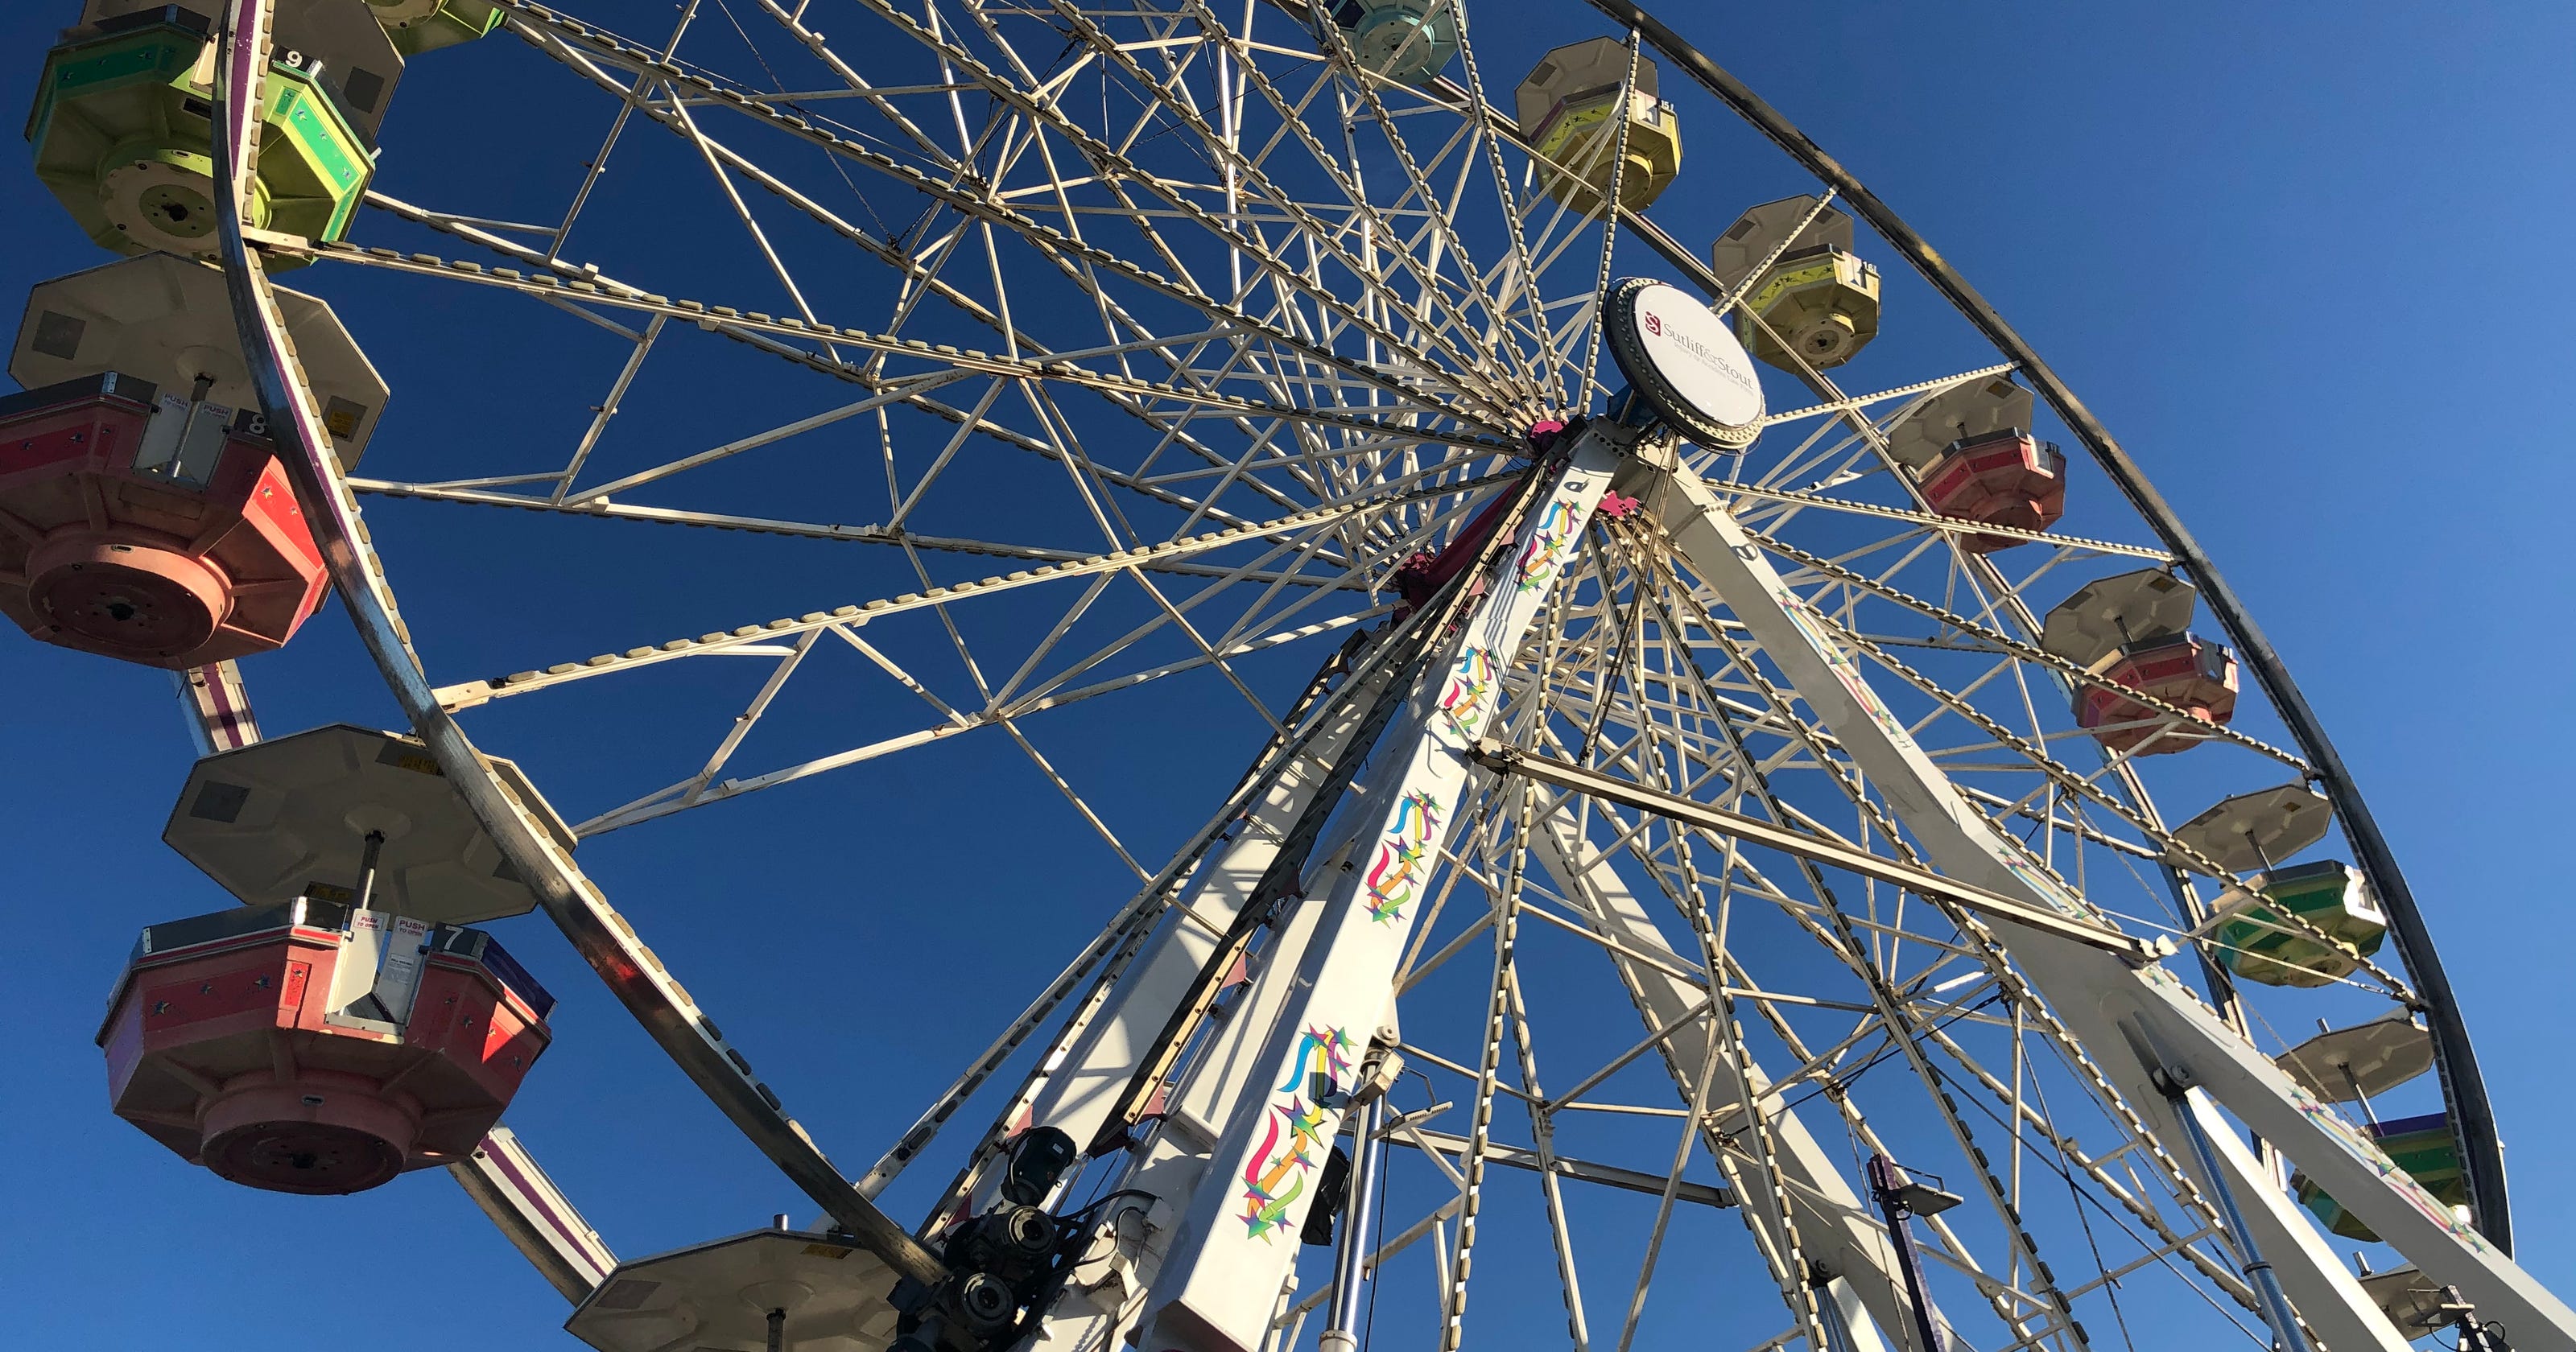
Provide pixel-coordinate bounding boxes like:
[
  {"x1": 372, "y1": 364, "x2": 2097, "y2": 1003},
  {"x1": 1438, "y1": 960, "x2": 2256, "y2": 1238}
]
[{"x1": 2, "y1": 1, "x2": 2571, "y2": 1346}]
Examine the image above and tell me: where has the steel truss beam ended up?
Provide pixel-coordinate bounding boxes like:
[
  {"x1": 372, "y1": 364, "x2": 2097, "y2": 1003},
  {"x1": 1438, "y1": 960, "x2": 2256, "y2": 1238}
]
[
  {"x1": 1085, "y1": 434, "x2": 1626, "y2": 1352},
  {"x1": 1631, "y1": 451, "x2": 2570, "y2": 1350},
  {"x1": 206, "y1": 0, "x2": 943, "y2": 1291},
  {"x1": 1581, "y1": 0, "x2": 2508, "y2": 1251},
  {"x1": 1472, "y1": 741, "x2": 2167, "y2": 965},
  {"x1": 1525, "y1": 810, "x2": 1926, "y2": 1352}
]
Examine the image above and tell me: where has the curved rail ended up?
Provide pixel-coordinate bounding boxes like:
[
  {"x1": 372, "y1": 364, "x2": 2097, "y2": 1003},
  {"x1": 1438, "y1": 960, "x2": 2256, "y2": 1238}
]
[
  {"x1": 193, "y1": 0, "x2": 2500, "y2": 1268},
  {"x1": 206, "y1": 0, "x2": 944, "y2": 1288},
  {"x1": 1585, "y1": 0, "x2": 2509, "y2": 1250}
]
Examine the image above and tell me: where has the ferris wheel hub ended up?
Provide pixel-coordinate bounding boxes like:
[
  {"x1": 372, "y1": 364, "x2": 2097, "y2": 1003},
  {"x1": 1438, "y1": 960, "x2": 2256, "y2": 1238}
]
[{"x1": 1600, "y1": 277, "x2": 1766, "y2": 447}]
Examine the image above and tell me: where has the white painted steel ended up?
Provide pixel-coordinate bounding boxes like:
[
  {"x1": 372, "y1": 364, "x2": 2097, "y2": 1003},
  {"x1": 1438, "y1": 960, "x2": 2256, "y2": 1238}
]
[
  {"x1": 1528, "y1": 811, "x2": 1920, "y2": 1352},
  {"x1": 946, "y1": 657, "x2": 1392, "y2": 1221},
  {"x1": 1134, "y1": 435, "x2": 1623, "y2": 1352},
  {"x1": 173, "y1": 662, "x2": 261, "y2": 756},
  {"x1": 452, "y1": 1125, "x2": 619, "y2": 1302},
  {"x1": 1632, "y1": 451, "x2": 2572, "y2": 1350},
  {"x1": 206, "y1": 0, "x2": 948, "y2": 1284},
  {"x1": 105, "y1": 0, "x2": 2553, "y2": 1346}
]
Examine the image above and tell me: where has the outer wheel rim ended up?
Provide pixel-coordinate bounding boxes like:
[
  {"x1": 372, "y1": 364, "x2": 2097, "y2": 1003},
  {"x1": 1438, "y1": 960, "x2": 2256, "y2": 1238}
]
[{"x1": 135, "y1": 2, "x2": 2514, "y2": 1349}]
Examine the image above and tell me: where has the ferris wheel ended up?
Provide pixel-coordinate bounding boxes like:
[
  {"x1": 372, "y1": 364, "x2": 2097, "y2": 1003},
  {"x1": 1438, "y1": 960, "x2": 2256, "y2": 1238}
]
[{"x1": 6, "y1": 0, "x2": 2566, "y2": 1350}]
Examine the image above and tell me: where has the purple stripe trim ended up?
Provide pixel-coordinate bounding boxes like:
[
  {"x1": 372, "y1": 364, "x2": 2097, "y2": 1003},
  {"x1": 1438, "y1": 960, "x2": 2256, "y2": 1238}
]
[{"x1": 479, "y1": 1134, "x2": 605, "y2": 1274}]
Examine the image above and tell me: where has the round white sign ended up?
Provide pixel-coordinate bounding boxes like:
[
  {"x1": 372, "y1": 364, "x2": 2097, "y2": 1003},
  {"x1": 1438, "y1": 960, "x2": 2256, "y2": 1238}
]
[{"x1": 1602, "y1": 278, "x2": 1766, "y2": 447}]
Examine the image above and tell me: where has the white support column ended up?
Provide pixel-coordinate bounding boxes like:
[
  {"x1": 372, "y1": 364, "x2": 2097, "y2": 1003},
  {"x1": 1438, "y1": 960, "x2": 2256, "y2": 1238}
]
[
  {"x1": 1037, "y1": 852, "x2": 1346, "y2": 1352},
  {"x1": 976, "y1": 661, "x2": 1391, "y2": 1210},
  {"x1": 1530, "y1": 812, "x2": 1920, "y2": 1352},
  {"x1": 976, "y1": 671, "x2": 1387, "y2": 1352},
  {"x1": 1633, "y1": 453, "x2": 2574, "y2": 1351},
  {"x1": 1125, "y1": 435, "x2": 1625, "y2": 1352}
]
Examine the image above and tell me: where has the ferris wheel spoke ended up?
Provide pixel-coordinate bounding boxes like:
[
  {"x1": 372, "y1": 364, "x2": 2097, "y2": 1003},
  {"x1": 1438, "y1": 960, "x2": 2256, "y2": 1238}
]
[
  {"x1": 1124, "y1": 567, "x2": 1292, "y2": 733},
  {"x1": 1756, "y1": 363, "x2": 2025, "y2": 433},
  {"x1": 1578, "y1": 814, "x2": 2107, "y2": 1349},
  {"x1": 1797, "y1": 905, "x2": 2096, "y2": 1349},
  {"x1": 569, "y1": 606, "x2": 1373, "y2": 836},
  {"x1": 1653, "y1": 527, "x2": 2309, "y2": 910},
  {"x1": 426, "y1": 468, "x2": 1472, "y2": 715},
  {"x1": 580, "y1": 371, "x2": 976, "y2": 505},
  {"x1": 1528, "y1": 795, "x2": 1937, "y2": 1350},
  {"x1": 543, "y1": 314, "x2": 671, "y2": 501},
  {"x1": 538, "y1": 20, "x2": 687, "y2": 258},
  {"x1": 997, "y1": 546, "x2": 1364, "y2": 727},
  {"x1": 1909, "y1": 1016, "x2": 2258, "y2": 1309},
  {"x1": 1723, "y1": 482, "x2": 2172, "y2": 564},
  {"x1": 1658, "y1": 570, "x2": 2162, "y2": 961},
  {"x1": 566, "y1": 509, "x2": 1403, "y2": 831},
  {"x1": 312, "y1": 243, "x2": 1485, "y2": 460},
  {"x1": 1443, "y1": 0, "x2": 1565, "y2": 395},
  {"x1": 908, "y1": 2, "x2": 1546, "y2": 420},
  {"x1": 1815, "y1": 616, "x2": 2354, "y2": 929},
  {"x1": 1206, "y1": 8, "x2": 1554, "y2": 406},
  {"x1": 741, "y1": 0, "x2": 980, "y2": 167},
  {"x1": 402, "y1": 127, "x2": 1230, "y2": 486},
  {"x1": 1473, "y1": 597, "x2": 1922, "y2": 1344},
  {"x1": 499, "y1": 3, "x2": 1513, "y2": 429},
  {"x1": 564, "y1": 571, "x2": 1348, "y2": 801},
  {"x1": 1550, "y1": 538, "x2": 2169, "y2": 1177},
  {"x1": 1043, "y1": 5, "x2": 1532, "y2": 406},
  {"x1": 1612, "y1": 792, "x2": 1890, "y2": 1352},
  {"x1": 663, "y1": 628, "x2": 828, "y2": 811},
  {"x1": 660, "y1": 94, "x2": 844, "y2": 340},
  {"x1": 1001, "y1": 716, "x2": 1155, "y2": 880},
  {"x1": 345, "y1": 480, "x2": 1348, "y2": 586},
  {"x1": 1699, "y1": 294, "x2": 2221, "y2": 927},
  {"x1": 1558, "y1": 30, "x2": 1645, "y2": 411}
]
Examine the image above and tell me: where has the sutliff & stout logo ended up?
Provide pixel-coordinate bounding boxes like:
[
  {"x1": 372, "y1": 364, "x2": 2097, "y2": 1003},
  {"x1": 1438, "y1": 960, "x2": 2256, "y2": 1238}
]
[{"x1": 1641, "y1": 303, "x2": 1757, "y2": 403}]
